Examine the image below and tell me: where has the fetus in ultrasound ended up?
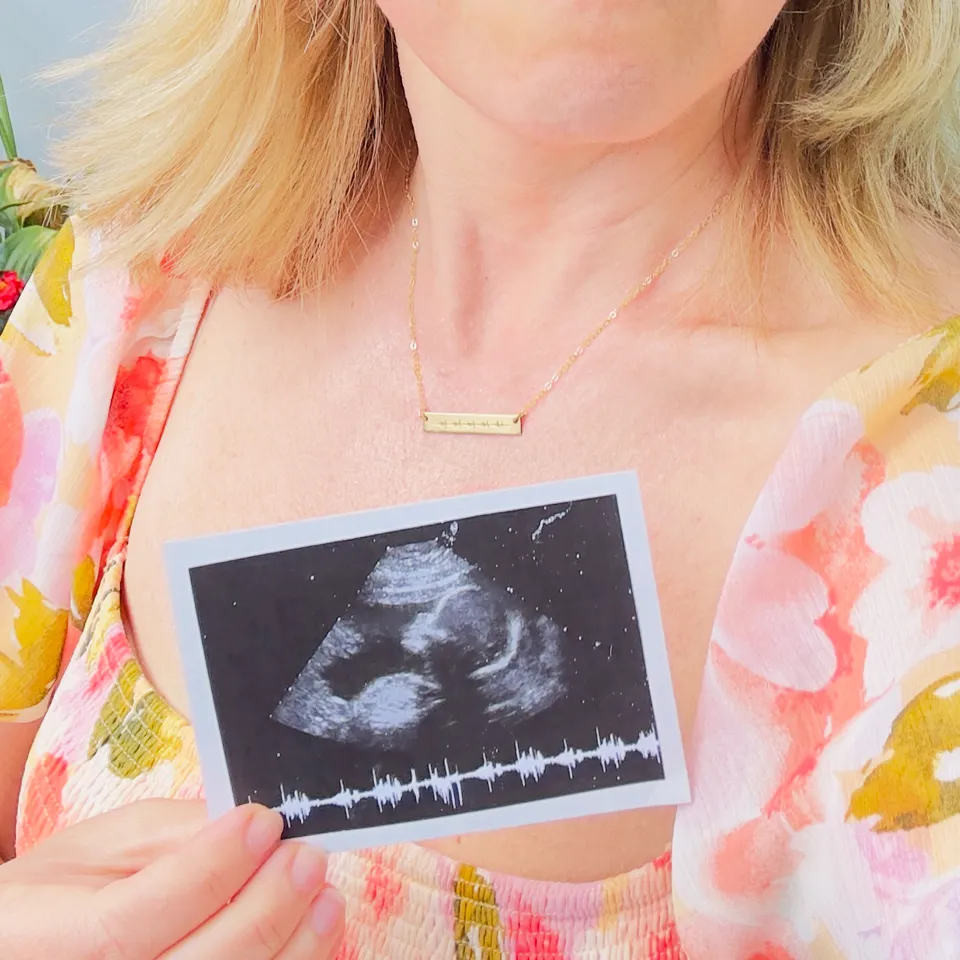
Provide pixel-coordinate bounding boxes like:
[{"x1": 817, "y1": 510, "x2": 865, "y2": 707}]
[{"x1": 272, "y1": 540, "x2": 567, "y2": 749}]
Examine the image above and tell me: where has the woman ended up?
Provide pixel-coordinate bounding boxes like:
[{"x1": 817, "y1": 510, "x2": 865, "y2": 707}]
[{"x1": 2, "y1": 0, "x2": 959, "y2": 956}]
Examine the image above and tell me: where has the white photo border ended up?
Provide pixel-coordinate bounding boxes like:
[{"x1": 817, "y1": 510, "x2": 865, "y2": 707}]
[{"x1": 165, "y1": 471, "x2": 690, "y2": 852}]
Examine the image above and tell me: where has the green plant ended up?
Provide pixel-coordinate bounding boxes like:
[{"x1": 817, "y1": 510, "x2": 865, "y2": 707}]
[
  {"x1": 0, "y1": 72, "x2": 17, "y2": 161},
  {"x1": 0, "y1": 69, "x2": 67, "y2": 333}
]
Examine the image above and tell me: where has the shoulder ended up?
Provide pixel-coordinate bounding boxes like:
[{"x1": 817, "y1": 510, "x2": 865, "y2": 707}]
[
  {"x1": 916, "y1": 224, "x2": 960, "y2": 319},
  {"x1": 827, "y1": 225, "x2": 960, "y2": 492},
  {"x1": 0, "y1": 222, "x2": 125, "y2": 720},
  {"x1": 3, "y1": 219, "x2": 210, "y2": 362},
  {"x1": 2, "y1": 220, "x2": 211, "y2": 453},
  {"x1": 0, "y1": 220, "x2": 207, "y2": 520},
  {"x1": 0, "y1": 221, "x2": 209, "y2": 722},
  {"x1": 674, "y1": 252, "x2": 960, "y2": 954}
]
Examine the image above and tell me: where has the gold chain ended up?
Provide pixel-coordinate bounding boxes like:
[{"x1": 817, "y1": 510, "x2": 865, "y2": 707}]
[{"x1": 406, "y1": 188, "x2": 729, "y2": 431}]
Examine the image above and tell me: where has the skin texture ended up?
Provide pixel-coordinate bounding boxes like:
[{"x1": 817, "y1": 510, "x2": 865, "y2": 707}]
[{"x1": 3, "y1": 0, "x2": 959, "y2": 893}]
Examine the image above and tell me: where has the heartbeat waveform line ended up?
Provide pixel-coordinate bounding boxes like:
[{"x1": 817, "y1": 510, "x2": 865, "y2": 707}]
[{"x1": 274, "y1": 728, "x2": 660, "y2": 825}]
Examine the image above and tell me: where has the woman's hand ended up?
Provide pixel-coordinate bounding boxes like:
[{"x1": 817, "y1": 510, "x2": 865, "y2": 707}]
[{"x1": 0, "y1": 799, "x2": 345, "y2": 959}]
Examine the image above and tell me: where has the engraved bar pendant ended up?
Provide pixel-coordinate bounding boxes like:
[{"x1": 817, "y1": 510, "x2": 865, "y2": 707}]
[{"x1": 423, "y1": 412, "x2": 522, "y2": 435}]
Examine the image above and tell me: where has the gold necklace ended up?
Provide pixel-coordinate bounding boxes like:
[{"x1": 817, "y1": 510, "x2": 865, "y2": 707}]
[{"x1": 406, "y1": 190, "x2": 728, "y2": 436}]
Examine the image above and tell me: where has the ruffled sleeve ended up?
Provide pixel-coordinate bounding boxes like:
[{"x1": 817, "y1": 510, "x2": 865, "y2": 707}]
[
  {"x1": 1, "y1": 221, "x2": 212, "y2": 724},
  {"x1": 673, "y1": 316, "x2": 960, "y2": 959},
  {"x1": 1, "y1": 223, "x2": 136, "y2": 722}
]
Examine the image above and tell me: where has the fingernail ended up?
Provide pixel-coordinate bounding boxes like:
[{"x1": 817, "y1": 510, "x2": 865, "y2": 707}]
[
  {"x1": 291, "y1": 844, "x2": 328, "y2": 893},
  {"x1": 311, "y1": 888, "x2": 345, "y2": 937},
  {"x1": 246, "y1": 807, "x2": 283, "y2": 857}
]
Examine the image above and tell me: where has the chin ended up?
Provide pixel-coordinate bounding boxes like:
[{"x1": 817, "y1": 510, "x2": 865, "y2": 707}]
[
  {"x1": 487, "y1": 66, "x2": 711, "y2": 145},
  {"x1": 382, "y1": 0, "x2": 785, "y2": 144},
  {"x1": 465, "y1": 57, "x2": 669, "y2": 144}
]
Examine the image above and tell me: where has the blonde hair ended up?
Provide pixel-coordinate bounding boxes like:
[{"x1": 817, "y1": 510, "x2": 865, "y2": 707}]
[{"x1": 58, "y1": 0, "x2": 960, "y2": 314}]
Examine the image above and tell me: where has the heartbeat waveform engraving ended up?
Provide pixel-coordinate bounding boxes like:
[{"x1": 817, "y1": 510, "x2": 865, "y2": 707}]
[{"x1": 274, "y1": 729, "x2": 660, "y2": 824}]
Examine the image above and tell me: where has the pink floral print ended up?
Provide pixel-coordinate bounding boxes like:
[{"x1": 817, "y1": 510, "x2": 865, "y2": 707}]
[{"x1": 2, "y1": 227, "x2": 959, "y2": 958}]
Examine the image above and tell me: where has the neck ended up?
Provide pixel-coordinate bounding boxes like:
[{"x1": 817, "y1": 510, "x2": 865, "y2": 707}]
[{"x1": 399, "y1": 43, "x2": 751, "y2": 358}]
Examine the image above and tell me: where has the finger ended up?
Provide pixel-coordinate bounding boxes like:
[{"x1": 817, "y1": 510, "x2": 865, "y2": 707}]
[
  {"x1": 164, "y1": 842, "x2": 329, "y2": 959},
  {"x1": 7, "y1": 799, "x2": 209, "y2": 883},
  {"x1": 274, "y1": 888, "x2": 346, "y2": 960},
  {"x1": 93, "y1": 804, "x2": 283, "y2": 959}
]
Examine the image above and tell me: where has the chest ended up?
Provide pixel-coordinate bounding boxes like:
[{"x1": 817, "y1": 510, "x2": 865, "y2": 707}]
[
  {"x1": 127, "y1": 298, "x2": 806, "y2": 700},
  {"x1": 120, "y1": 292, "x2": 883, "y2": 879}
]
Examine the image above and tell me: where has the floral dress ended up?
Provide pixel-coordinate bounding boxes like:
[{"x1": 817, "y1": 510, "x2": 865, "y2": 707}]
[{"x1": 2, "y1": 223, "x2": 960, "y2": 958}]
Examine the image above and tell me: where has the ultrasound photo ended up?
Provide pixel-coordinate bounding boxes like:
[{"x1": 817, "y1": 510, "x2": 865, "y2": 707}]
[{"x1": 166, "y1": 473, "x2": 688, "y2": 851}]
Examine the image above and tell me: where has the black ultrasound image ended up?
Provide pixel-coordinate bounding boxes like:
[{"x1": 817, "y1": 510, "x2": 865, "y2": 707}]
[{"x1": 188, "y1": 495, "x2": 664, "y2": 839}]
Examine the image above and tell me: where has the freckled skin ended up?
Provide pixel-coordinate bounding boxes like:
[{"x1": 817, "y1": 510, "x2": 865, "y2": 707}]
[{"x1": 118, "y1": 0, "x2": 959, "y2": 884}]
